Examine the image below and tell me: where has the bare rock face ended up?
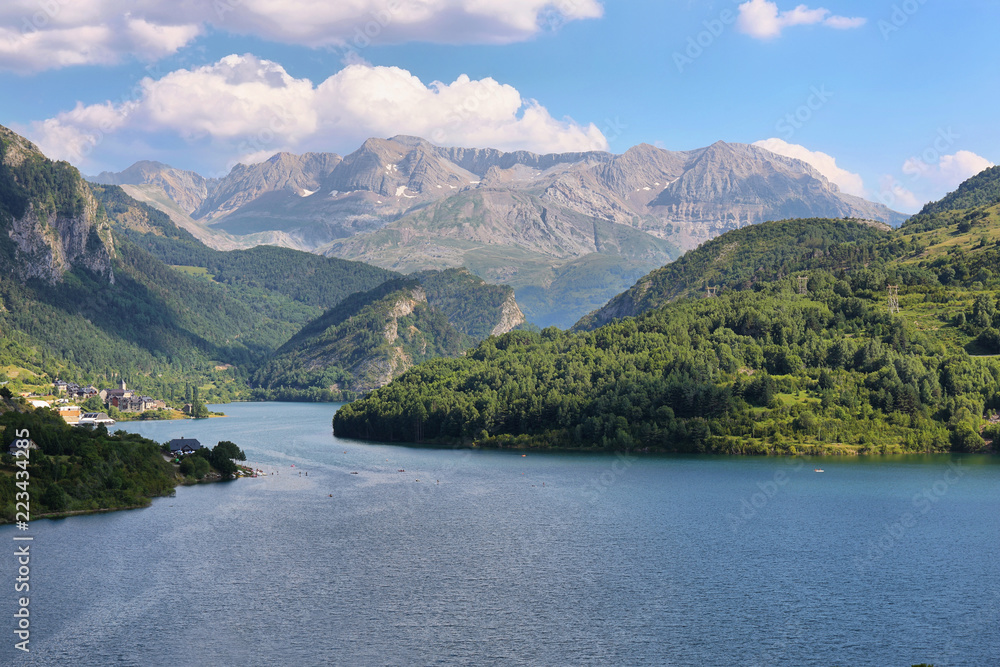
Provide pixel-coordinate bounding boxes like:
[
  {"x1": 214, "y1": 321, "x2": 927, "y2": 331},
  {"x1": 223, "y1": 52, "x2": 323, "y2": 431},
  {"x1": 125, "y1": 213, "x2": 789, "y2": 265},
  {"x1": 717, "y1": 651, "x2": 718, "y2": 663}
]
[
  {"x1": 92, "y1": 136, "x2": 907, "y2": 254},
  {"x1": 92, "y1": 161, "x2": 217, "y2": 215},
  {"x1": 2, "y1": 125, "x2": 115, "y2": 285},
  {"x1": 383, "y1": 287, "x2": 427, "y2": 344},
  {"x1": 8, "y1": 200, "x2": 115, "y2": 285},
  {"x1": 193, "y1": 151, "x2": 342, "y2": 220},
  {"x1": 491, "y1": 292, "x2": 526, "y2": 336},
  {"x1": 92, "y1": 135, "x2": 908, "y2": 326}
]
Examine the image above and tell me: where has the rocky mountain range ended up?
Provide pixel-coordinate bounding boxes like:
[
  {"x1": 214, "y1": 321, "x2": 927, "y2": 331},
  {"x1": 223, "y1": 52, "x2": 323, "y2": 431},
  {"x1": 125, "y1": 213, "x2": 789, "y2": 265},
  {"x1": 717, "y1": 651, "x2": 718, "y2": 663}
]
[
  {"x1": 90, "y1": 136, "x2": 906, "y2": 326},
  {"x1": 2, "y1": 122, "x2": 529, "y2": 401}
]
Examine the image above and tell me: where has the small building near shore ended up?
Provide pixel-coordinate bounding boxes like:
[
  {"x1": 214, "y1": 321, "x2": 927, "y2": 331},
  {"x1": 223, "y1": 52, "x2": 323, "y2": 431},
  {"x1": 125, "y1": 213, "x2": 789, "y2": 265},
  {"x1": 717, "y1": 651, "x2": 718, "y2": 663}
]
[
  {"x1": 58, "y1": 405, "x2": 82, "y2": 425},
  {"x1": 78, "y1": 412, "x2": 116, "y2": 427},
  {"x1": 169, "y1": 438, "x2": 204, "y2": 455}
]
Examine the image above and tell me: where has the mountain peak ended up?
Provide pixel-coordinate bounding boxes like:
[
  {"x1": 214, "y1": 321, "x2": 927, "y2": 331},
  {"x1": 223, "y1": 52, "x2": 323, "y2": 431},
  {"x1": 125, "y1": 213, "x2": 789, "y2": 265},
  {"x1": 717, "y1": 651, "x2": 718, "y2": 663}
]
[
  {"x1": 0, "y1": 124, "x2": 44, "y2": 169},
  {"x1": 388, "y1": 135, "x2": 434, "y2": 148}
]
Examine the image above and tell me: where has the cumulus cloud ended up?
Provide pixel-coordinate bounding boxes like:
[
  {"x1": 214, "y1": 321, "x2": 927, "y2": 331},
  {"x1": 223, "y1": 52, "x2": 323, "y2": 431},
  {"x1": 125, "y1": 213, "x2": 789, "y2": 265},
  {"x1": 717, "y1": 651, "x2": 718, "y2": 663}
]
[
  {"x1": 28, "y1": 54, "x2": 608, "y2": 173},
  {"x1": 902, "y1": 150, "x2": 994, "y2": 190},
  {"x1": 0, "y1": 2, "x2": 202, "y2": 72},
  {"x1": 877, "y1": 151, "x2": 994, "y2": 213},
  {"x1": 220, "y1": 0, "x2": 604, "y2": 46},
  {"x1": 0, "y1": 0, "x2": 603, "y2": 72},
  {"x1": 753, "y1": 138, "x2": 866, "y2": 197},
  {"x1": 876, "y1": 177, "x2": 923, "y2": 213},
  {"x1": 736, "y1": 0, "x2": 866, "y2": 40}
]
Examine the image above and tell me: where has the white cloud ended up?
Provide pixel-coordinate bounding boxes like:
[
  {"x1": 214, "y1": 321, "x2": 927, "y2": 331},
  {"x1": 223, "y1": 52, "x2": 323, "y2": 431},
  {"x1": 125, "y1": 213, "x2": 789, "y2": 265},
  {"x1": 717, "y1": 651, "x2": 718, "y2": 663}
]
[
  {"x1": 736, "y1": 0, "x2": 865, "y2": 40},
  {"x1": 753, "y1": 138, "x2": 866, "y2": 197},
  {"x1": 0, "y1": 2, "x2": 201, "y2": 72},
  {"x1": 877, "y1": 176, "x2": 923, "y2": 213},
  {"x1": 221, "y1": 0, "x2": 604, "y2": 46},
  {"x1": 823, "y1": 15, "x2": 867, "y2": 30},
  {"x1": 879, "y1": 151, "x2": 994, "y2": 213},
  {"x1": 0, "y1": 0, "x2": 603, "y2": 72},
  {"x1": 902, "y1": 150, "x2": 994, "y2": 191},
  {"x1": 28, "y1": 54, "x2": 608, "y2": 173}
]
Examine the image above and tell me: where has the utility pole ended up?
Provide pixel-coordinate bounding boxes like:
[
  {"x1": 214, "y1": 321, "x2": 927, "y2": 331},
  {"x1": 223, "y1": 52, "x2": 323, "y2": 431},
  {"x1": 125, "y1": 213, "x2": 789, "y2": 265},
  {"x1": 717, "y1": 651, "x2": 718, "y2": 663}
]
[{"x1": 888, "y1": 285, "x2": 900, "y2": 314}]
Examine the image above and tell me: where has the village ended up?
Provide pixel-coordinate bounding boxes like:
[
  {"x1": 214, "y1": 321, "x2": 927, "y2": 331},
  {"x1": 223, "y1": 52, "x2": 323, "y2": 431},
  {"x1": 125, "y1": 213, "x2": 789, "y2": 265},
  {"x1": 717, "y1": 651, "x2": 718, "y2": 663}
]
[{"x1": 23, "y1": 378, "x2": 200, "y2": 426}]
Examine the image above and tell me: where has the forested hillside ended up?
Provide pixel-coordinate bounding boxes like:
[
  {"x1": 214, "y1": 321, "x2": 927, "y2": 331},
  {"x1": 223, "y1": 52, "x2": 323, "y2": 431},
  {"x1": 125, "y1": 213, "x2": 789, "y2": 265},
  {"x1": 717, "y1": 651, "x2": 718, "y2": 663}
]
[
  {"x1": 335, "y1": 210, "x2": 1000, "y2": 454},
  {"x1": 574, "y1": 218, "x2": 900, "y2": 330},
  {"x1": 919, "y1": 165, "x2": 1000, "y2": 215},
  {"x1": 0, "y1": 397, "x2": 176, "y2": 521},
  {"x1": 251, "y1": 270, "x2": 526, "y2": 401},
  {"x1": 115, "y1": 214, "x2": 398, "y2": 313}
]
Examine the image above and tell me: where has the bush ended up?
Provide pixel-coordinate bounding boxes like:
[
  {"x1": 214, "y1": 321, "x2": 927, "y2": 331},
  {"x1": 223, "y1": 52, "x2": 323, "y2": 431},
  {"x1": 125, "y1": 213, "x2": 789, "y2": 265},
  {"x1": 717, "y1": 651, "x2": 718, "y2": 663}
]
[
  {"x1": 971, "y1": 328, "x2": 1000, "y2": 355},
  {"x1": 179, "y1": 455, "x2": 210, "y2": 479},
  {"x1": 950, "y1": 424, "x2": 985, "y2": 452}
]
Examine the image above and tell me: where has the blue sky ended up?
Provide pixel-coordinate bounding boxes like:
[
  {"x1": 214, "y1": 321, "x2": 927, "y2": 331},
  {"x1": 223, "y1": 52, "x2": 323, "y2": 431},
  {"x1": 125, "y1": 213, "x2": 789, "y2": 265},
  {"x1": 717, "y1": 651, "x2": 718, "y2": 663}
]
[{"x1": 0, "y1": 0, "x2": 995, "y2": 212}]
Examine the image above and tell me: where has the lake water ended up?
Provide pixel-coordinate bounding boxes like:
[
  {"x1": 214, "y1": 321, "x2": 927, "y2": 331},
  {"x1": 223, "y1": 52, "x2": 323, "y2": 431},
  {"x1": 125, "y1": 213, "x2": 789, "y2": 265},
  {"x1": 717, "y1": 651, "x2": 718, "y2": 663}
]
[{"x1": 2, "y1": 402, "x2": 999, "y2": 666}]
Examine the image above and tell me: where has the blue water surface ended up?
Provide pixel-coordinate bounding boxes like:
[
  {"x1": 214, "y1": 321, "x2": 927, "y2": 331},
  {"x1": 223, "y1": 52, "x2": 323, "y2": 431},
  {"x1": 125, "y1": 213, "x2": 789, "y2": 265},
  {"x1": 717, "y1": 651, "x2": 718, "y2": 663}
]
[{"x1": 2, "y1": 402, "x2": 998, "y2": 666}]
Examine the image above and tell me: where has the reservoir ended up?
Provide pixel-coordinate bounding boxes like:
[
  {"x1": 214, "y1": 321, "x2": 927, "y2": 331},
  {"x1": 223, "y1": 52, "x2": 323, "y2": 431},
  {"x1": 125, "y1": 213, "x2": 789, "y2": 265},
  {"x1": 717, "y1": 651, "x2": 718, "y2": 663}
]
[{"x1": 3, "y1": 402, "x2": 998, "y2": 665}]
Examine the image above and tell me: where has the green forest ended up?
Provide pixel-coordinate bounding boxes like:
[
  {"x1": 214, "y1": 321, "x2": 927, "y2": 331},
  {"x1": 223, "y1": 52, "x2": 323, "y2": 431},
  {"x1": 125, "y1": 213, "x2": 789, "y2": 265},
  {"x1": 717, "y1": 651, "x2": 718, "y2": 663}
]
[
  {"x1": 335, "y1": 214, "x2": 1000, "y2": 455},
  {"x1": 0, "y1": 395, "x2": 176, "y2": 521},
  {"x1": 4, "y1": 122, "x2": 1000, "y2": 461},
  {"x1": 249, "y1": 270, "x2": 524, "y2": 401}
]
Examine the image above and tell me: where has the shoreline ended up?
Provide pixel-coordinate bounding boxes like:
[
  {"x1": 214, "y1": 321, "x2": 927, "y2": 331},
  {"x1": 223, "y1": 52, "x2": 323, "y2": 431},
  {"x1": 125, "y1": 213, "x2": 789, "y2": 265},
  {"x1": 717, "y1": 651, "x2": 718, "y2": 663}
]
[
  {"x1": 0, "y1": 471, "x2": 246, "y2": 525},
  {"x1": 340, "y1": 437, "x2": 996, "y2": 458}
]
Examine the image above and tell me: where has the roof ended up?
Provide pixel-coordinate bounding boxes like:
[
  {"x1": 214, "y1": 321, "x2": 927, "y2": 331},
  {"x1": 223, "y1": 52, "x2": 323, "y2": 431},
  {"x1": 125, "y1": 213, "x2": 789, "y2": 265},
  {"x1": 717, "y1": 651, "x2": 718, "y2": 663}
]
[
  {"x1": 168, "y1": 438, "x2": 204, "y2": 451},
  {"x1": 8, "y1": 439, "x2": 39, "y2": 453},
  {"x1": 78, "y1": 412, "x2": 115, "y2": 425}
]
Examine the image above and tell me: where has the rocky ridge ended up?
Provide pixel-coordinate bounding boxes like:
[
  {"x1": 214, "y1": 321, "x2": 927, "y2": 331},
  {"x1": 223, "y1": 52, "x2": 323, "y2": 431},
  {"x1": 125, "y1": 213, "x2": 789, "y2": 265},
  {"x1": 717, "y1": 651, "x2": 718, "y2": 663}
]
[{"x1": 2, "y1": 126, "x2": 115, "y2": 284}]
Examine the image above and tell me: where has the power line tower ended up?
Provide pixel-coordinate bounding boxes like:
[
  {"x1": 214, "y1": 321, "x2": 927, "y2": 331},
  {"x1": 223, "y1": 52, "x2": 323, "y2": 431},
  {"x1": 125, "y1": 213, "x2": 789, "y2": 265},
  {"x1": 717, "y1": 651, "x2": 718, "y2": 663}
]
[
  {"x1": 887, "y1": 285, "x2": 900, "y2": 314},
  {"x1": 706, "y1": 285, "x2": 718, "y2": 298},
  {"x1": 798, "y1": 276, "x2": 808, "y2": 296}
]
